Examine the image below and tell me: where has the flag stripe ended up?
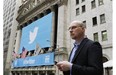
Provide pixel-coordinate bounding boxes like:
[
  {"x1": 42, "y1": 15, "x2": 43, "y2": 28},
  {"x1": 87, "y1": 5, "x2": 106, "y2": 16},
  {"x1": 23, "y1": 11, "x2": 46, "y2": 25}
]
[{"x1": 21, "y1": 47, "x2": 28, "y2": 58}]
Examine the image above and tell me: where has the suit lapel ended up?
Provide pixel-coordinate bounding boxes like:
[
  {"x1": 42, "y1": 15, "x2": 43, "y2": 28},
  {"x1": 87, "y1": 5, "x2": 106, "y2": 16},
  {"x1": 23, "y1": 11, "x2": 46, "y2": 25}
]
[{"x1": 72, "y1": 38, "x2": 88, "y2": 63}]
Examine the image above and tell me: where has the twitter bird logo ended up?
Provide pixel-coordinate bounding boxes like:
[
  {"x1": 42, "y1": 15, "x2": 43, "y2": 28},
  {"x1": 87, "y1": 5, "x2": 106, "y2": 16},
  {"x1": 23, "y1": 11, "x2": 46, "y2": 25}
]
[{"x1": 29, "y1": 27, "x2": 38, "y2": 44}]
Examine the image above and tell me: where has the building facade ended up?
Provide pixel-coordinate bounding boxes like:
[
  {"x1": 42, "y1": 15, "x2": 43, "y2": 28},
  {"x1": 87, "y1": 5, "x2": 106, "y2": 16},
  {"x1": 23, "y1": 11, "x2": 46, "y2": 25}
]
[
  {"x1": 68, "y1": 0, "x2": 112, "y2": 62},
  {"x1": 6, "y1": 0, "x2": 68, "y2": 75},
  {"x1": 4, "y1": 0, "x2": 112, "y2": 75},
  {"x1": 68, "y1": 0, "x2": 112, "y2": 75},
  {"x1": 3, "y1": 0, "x2": 22, "y2": 75}
]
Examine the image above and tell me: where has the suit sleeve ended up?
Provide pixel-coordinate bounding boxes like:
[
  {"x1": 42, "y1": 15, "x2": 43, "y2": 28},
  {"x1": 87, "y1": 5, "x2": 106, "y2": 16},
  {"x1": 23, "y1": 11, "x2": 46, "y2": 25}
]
[{"x1": 71, "y1": 42, "x2": 103, "y2": 75}]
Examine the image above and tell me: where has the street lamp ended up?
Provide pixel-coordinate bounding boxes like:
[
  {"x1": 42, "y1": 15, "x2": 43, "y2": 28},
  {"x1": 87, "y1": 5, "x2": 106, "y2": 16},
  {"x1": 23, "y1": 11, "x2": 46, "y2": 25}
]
[{"x1": 46, "y1": 40, "x2": 60, "y2": 75}]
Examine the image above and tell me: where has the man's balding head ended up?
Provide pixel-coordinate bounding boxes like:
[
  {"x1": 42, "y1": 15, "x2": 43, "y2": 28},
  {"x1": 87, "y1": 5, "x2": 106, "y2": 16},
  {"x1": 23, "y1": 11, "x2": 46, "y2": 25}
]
[
  {"x1": 69, "y1": 20, "x2": 86, "y2": 29},
  {"x1": 68, "y1": 20, "x2": 85, "y2": 41}
]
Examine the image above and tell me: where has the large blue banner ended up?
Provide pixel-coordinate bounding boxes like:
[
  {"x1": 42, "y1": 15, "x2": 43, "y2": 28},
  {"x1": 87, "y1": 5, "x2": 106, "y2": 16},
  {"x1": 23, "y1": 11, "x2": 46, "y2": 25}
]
[
  {"x1": 12, "y1": 52, "x2": 54, "y2": 67},
  {"x1": 19, "y1": 12, "x2": 53, "y2": 53}
]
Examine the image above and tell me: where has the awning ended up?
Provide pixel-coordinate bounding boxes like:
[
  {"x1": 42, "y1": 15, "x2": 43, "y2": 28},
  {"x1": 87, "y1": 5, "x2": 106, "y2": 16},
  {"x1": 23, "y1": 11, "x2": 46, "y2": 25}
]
[{"x1": 103, "y1": 60, "x2": 113, "y2": 68}]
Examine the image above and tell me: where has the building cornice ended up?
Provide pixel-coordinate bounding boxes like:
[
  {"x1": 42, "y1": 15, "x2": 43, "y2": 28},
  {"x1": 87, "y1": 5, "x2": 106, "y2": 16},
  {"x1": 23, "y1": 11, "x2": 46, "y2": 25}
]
[
  {"x1": 16, "y1": 0, "x2": 67, "y2": 27},
  {"x1": 11, "y1": 65, "x2": 56, "y2": 71},
  {"x1": 102, "y1": 44, "x2": 112, "y2": 49}
]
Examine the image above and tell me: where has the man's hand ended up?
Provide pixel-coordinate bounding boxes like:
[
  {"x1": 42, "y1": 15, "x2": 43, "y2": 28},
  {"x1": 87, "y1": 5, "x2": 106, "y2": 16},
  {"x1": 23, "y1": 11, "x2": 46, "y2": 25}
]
[{"x1": 56, "y1": 61, "x2": 72, "y2": 71}]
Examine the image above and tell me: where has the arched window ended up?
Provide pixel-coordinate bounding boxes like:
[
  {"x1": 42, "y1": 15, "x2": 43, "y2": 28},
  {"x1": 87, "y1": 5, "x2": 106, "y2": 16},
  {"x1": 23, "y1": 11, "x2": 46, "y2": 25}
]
[{"x1": 102, "y1": 56, "x2": 108, "y2": 63}]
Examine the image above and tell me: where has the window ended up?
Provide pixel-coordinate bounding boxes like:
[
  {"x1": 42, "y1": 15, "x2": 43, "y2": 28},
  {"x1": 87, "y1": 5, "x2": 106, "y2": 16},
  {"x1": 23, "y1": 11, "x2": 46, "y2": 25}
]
[
  {"x1": 102, "y1": 56, "x2": 108, "y2": 63},
  {"x1": 76, "y1": 0, "x2": 79, "y2": 5},
  {"x1": 13, "y1": 2, "x2": 16, "y2": 6},
  {"x1": 93, "y1": 32, "x2": 98, "y2": 41},
  {"x1": 76, "y1": 8, "x2": 80, "y2": 15},
  {"x1": 9, "y1": 23, "x2": 12, "y2": 27},
  {"x1": 82, "y1": 5, "x2": 86, "y2": 13},
  {"x1": 100, "y1": 14, "x2": 106, "y2": 24},
  {"x1": 10, "y1": 18, "x2": 13, "y2": 22},
  {"x1": 7, "y1": 17, "x2": 9, "y2": 20},
  {"x1": 6, "y1": 34, "x2": 10, "y2": 39},
  {"x1": 8, "y1": 29, "x2": 11, "y2": 37},
  {"x1": 91, "y1": 0, "x2": 96, "y2": 9},
  {"x1": 37, "y1": 0, "x2": 40, "y2": 3},
  {"x1": 92, "y1": 17, "x2": 97, "y2": 26},
  {"x1": 3, "y1": 24, "x2": 5, "y2": 27},
  {"x1": 12, "y1": 7, "x2": 15, "y2": 11},
  {"x1": 3, "y1": 37, "x2": 5, "y2": 41},
  {"x1": 6, "y1": 41, "x2": 9, "y2": 45},
  {"x1": 83, "y1": 20, "x2": 86, "y2": 28},
  {"x1": 15, "y1": 33, "x2": 17, "y2": 37},
  {"x1": 101, "y1": 30, "x2": 107, "y2": 41},
  {"x1": 4, "y1": 32, "x2": 6, "y2": 36},
  {"x1": 14, "y1": 40, "x2": 16, "y2": 45},
  {"x1": 98, "y1": 0, "x2": 104, "y2": 6},
  {"x1": 11, "y1": 13, "x2": 14, "y2": 17},
  {"x1": 82, "y1": 0, "x2": 85, "y2": 2}
]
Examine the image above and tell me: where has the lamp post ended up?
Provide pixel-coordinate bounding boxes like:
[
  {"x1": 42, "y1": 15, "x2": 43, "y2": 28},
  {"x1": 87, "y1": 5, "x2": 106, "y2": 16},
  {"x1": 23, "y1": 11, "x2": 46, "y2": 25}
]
[
  {"x1": 46, "y1": 40, "x2": 60, "y2": 75},
  {"x1": 57, "y1": 45, "x2": 60, "y2": 75}
]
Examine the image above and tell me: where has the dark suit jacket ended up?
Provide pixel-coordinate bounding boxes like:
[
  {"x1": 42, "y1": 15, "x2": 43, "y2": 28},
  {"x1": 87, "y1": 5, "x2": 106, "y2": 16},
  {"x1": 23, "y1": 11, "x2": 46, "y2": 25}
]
[{"x1": 63, "y1": 38, "x2": 103, "y2": 75}]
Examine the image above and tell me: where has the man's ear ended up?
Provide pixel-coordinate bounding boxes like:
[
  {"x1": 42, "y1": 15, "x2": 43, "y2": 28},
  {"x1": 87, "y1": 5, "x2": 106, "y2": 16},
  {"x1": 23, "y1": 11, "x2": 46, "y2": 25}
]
[
  {"x1": 82, "y1": 27, "x2": 85, "y2": 32},
  {"x1": 81, "y1": 27, "x2": 84, "y2": 30}
]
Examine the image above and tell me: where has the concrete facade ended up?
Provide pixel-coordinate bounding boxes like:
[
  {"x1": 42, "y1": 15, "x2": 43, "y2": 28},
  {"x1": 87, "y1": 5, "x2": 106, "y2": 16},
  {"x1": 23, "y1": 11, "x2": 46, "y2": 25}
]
[
  {"x1": 5, "y1": 0, "x2": 68, "y2": 75},
  {"x1": 67, "y1": 0, "x2": 113, "y2": 75},
  {"x1": 3, "y1": 0, "x2": 22, "y2": 75}
]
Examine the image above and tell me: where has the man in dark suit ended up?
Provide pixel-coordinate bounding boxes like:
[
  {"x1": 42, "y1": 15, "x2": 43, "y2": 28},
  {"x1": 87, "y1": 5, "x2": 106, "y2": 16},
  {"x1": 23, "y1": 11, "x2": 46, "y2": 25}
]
[{"x1": 56, "y1": 21, "x2": 103, "y2": 75}]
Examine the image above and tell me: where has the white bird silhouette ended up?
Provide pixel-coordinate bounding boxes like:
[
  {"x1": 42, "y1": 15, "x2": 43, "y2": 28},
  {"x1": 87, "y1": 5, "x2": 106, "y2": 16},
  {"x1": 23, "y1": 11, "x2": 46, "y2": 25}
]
[{"x1": 29, "y1": 27, "x2": 38, "y2": 44}]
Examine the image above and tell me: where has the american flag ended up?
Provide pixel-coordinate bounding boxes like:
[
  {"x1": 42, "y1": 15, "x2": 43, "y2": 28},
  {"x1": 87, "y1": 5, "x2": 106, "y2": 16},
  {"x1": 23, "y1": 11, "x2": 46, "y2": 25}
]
[
  {"x1": 21, "y1": 47, "x2": 27, "y2": 58},
  {"x1": 12, "y1": 51, "x2": 17, "y2": 58}
]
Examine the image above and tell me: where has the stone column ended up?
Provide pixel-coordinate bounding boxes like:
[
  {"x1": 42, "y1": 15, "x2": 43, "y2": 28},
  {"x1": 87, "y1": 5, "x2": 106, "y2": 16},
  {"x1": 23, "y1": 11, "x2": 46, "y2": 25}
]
[
  {"x1": 19, "y1": 72, "x2": 21, "y2": 75},
  {"x1": 50, "y1": 6, "x2": 56, "y2": 48},
  {"x1": 9, "y1": 71, "x2": 13, "y2": 75},
  {"x1": 14, "y1": 72, "x2": 16, "y2": 75},
  {"x1": 30, "y1": 72, "x2": 33, "y2": 75},
  {"x1": 45, "y1": 71, "x2": 48, "y2": 75},
  {"x1": 37, "y1": 71, "x2": 40, "y2": 75},
  {"x1": 5, "y1": 19, "x2": 20, "y2": 75},
  {"x1": 24, "y1": 72, "x2": 27, "y2": 75},
  {"x1": 15, "y1": 29, "x2": 22, "y2": 54},
  {"x1": 57, "y1": 4, "x2": 67, "y2": 48}
]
